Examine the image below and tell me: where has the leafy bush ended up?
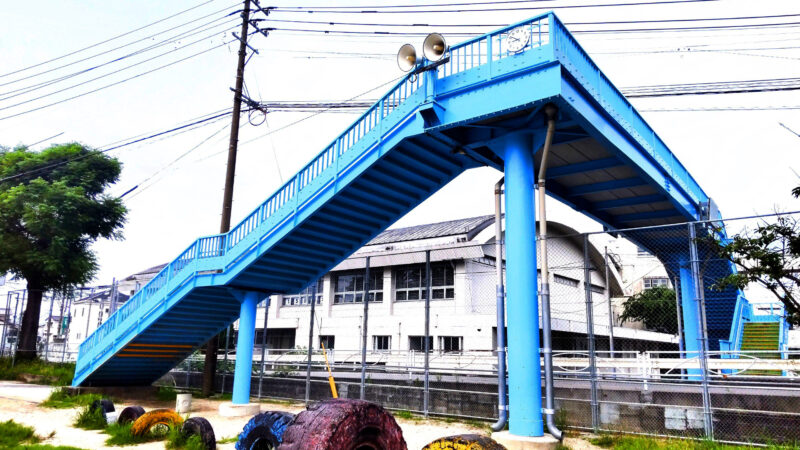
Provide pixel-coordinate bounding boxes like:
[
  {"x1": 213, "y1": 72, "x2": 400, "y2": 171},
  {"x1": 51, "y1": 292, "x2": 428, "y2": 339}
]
[
  {"x1": 156, "y1": 386, "x2": 178, "y2": 402},
  {"x1": 0, "y1": 419, "x2": 40, "y2": 447}
]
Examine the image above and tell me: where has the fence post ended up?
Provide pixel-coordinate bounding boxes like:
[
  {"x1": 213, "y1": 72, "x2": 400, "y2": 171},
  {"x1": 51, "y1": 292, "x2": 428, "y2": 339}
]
[
  {"x1": 604, "y1": 247, "x2": 615, "y2": 362},
  {"x1": 584, "y1": 234, "x2": 599, "y2": 432},
  {"x1": 1, "y1": 293, "x2": 11, "y2": 357},
  {"x1": 424, "y1": 250, "x2": 431, "y2": 418},
  {"x1": 688, "y1": 222, "x2": 714, "y2": 440},
  {"x1": 360, "y1": 256, "x2": 371, "y2": 400},
  {"x1": 673, "y1": 275, "x2": 685, "y2": 376},
  {"x1": 258, "y1": 297, "x2": 270, "y2": 399},
  {"x1": 305, "y1": 284, "x2": 317, "y2": 405},
  {"x1": 221, "y1": 326, "x2": 231, "y2": 394}
]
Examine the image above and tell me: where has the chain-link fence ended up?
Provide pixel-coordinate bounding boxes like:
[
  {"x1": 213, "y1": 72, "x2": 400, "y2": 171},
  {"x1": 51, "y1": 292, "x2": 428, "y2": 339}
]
[
  {"x1": 0, "y1": 211, "x2": 788, "y2": 445},
  {"x1": 155, "y1": 214, "x2": 800, "y2": 445}
]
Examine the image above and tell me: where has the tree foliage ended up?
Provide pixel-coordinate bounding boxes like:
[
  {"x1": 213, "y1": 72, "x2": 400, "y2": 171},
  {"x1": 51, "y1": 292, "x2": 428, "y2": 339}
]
[
  {"x1": 0, "y1": 143, "x2": 126, "y2": 358},
  {"x1": 706, "y1": 189, "x2": 800, "y2": 325},
  {"x1": 619, "y1": 286, "x2": 678, "y2": 334}
]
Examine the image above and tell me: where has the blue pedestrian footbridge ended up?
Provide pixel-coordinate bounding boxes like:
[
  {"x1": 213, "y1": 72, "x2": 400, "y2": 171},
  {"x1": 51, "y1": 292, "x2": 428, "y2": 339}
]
[{"x1": 73, "y1": 11, "x2": 760, "y2": 436}]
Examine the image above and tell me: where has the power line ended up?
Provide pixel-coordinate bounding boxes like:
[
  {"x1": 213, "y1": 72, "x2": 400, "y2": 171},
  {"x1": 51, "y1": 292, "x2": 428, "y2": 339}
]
[
  {"x1": 0, "y1": 34, "x2": 249, "y2": 122},
  {"x1": 0, "y1": 0, "x2": 223, "y2": 79},
  {"x1": 263, "y1": 13, "x2": 800, "y2": 29},
  {"x1": 0, "y1": 111, "x2": 234, "y2": 184},
  {"x1": 0, "y1": 5, "x2": 239, "y2": 90},
  {"x1": 272, "y1": 0, "x2": 720, "y2": 14},
  {"x1": 0, "y1": 22, "x2": 239, "y2": 104},
  {"x1": 265, "y1": 20, "x2": 800, "y2": 37}
]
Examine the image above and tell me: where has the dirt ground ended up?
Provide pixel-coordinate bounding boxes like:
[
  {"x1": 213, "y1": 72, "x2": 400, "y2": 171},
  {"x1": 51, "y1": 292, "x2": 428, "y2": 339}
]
[{"x1": 0, "y1": 380, "x2": 596, "y2": 450}]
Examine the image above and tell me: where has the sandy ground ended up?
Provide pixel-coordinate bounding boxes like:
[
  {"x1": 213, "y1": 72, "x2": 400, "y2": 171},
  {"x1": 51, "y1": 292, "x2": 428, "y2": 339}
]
[{"x1": 0, "y1": 380, "x2": 577, "y2": 450}]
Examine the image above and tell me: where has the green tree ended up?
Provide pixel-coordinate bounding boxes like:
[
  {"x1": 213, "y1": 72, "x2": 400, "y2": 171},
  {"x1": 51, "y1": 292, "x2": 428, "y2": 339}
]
[
  {"x1": 0, "y1": 144, "x2": 126, "y2": 360},
  {"x1": 619, "y1": 286, "x2": 678, "y2": 334},
  {"x1": 705, "y1": 188, "x2": 800, "y2": 325}
]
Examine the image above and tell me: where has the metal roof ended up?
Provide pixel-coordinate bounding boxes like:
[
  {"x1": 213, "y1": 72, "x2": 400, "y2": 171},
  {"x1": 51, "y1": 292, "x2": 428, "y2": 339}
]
[{"x1": 368, "y1": 215, "x2": 495, "y2": 245}]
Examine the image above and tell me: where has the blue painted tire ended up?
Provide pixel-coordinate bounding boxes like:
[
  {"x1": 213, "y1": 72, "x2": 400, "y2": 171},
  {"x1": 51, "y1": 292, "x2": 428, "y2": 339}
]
[{"x1": 235, "y1": 411, "x2": 295, "y2": 450}]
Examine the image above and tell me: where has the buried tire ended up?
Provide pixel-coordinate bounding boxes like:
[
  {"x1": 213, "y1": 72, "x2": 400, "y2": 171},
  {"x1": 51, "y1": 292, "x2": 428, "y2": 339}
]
[
  {"x1": 280, "y1": 399, "x2": 406, "y2": 450},
  {"x1": 183, "y1": 416, "x2": 216, "y2": 450},
  {"x1": 422, "y1": 434, "x2": 507, "y2": 450},
  {"x1": 236, "y1": 411, "x2": 295, "y2": 450},
  {"x1": 130, "y1": 409, "x2": 184, "y2": 437},
  {"x1": 117, "y1": 405, "x2": 146, "y2": 425}
]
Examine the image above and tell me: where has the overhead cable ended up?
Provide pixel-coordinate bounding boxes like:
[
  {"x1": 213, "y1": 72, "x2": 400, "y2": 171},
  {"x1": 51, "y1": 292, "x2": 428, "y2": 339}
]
[{"x1": 0, "y1": 0, "x2": 224, "y2": 79}]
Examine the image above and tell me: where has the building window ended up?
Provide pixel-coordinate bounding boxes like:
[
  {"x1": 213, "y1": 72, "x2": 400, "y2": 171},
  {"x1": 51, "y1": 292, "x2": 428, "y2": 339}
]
[
  {"x1": 373, "y1": 335, "x2": 391, "y2": 351},
  {"x1": 438, "y1": 336, "x2": 463, "y2": 353},
  {"x1": 283, "y1": 279, "x2": 324, "y2": 306},
  {"x1": 394, "y1": 262, "x2": 454, "y2": 301},
  {"x1": 590, "y1": 284, "x2": 605, "y2": 295},
  {"x1": 408, "y1": 336, "x2": 433, "y2": 352},
  {"x1": 553, "y1": 274, "x2": 579, "y2": 288},
  {"x1": 319, "y1": 335, "x2": 335, "y2": 350},
  {"x1": 333, "y1": 270, "x2": 383, "y2": 304},
  {"x1": 643, "y1": 277, "x2": 670, "y2": 289}
]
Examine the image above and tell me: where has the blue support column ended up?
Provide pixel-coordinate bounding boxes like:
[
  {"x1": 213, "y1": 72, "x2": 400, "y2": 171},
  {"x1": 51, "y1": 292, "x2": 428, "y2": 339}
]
[
  {"x1": 679, "y1": 265, "x2": 701, "y2": 379},
  {"x1": 503, "y1": 133, "x2": 544, "y2": 437},
  {"x1": 232, "y1": 290, "x2": 259, "y2": 405}
]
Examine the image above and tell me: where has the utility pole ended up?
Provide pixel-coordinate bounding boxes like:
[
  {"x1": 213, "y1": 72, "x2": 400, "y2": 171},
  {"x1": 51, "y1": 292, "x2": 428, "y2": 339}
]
[{"x1": 202, "y1": 0, "x2": 252, "y2": 398}]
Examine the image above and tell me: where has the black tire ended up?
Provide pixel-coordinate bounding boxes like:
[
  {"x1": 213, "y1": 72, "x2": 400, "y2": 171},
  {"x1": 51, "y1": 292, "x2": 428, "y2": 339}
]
[
  {"x1": 183, "y1": 416, "x2": 216, "y2": 450},
  {"x1": 89, "y1": 399, "x2": 115, "y2": 420},
  {"x1": 118, "y1": 405, "x2": 146, "y2": 425},
  {"x1": 280, "y1": 399, "x2": 406, "y2": 450},
  {"x1": 422, "y1": 434, "x2": 507, "y2": 449},
  {"x1": 236, "y1": 411, "x2": 295, "y2": 450}
]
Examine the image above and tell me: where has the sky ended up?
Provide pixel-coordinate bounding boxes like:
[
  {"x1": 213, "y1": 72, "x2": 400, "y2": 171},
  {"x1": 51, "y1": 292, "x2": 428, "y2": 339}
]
[{"x1": 1, "y1": 0, "x2": 799, "y2": 293}]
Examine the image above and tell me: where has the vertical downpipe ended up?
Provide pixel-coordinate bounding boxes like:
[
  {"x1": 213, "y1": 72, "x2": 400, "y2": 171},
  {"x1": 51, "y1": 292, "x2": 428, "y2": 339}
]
[
  {"x1": 360, "y1": 257, "x2": 371, "y2": 400},
  {"x1": 305, "y1": 283, "x2": 317, "y2": 405},
  {"x1": 258, "y1": 297, "x2": 270, "y2": 399},
  {"x1": 537, "y1": 104, "x2": 563, "y2": 440},
  {"x1": 491, "y1": 178, "x2": 508, "y2": 432}
]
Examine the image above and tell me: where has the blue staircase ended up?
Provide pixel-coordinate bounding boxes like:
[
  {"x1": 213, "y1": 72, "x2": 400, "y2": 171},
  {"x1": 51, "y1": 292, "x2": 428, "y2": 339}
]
[{"x1": 74, "y1": 12, "x2": 736, "y2": 386}]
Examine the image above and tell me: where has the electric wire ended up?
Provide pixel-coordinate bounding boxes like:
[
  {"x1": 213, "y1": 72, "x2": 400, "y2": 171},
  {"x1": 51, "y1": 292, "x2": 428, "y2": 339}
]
[
  {"x1": 271, "y1": 0, "x2": 720, "y2": 14},
  {"x1": 0, "y1": 5, "x2": 240, "y2": 89},
  {"x1": 0, "y1": 33, "x2": 253, "y2": 122},
  {"x1": 262, "y1": 13, "x2": 800, "y2": 29},
  {"x1": 124, "y1": 121, "x2": 231, "y2": 201},
  {"x1": 0, "y1": 0, "x2": 224, "y2": 79},
  {"x1": 0, "y1": 21, "x2": 240, "y2": 104},
  {"x1": 0, "y1": 110, "x2": 234, "y2": 184}
]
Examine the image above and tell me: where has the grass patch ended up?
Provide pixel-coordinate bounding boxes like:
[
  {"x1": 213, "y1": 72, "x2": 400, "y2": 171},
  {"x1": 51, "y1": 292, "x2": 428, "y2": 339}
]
[
  {"x1": 73, "y1": 404, "x2": 107, "y2": 430},
  {"x1": 0, "y1": 419, "x2": 86, "y2": 449},
  {"x1": 217, "y1": 435, "x2": 239, "y2": 444},
  {"x1": 587, "y1": 434, "x2": 800, "y2": 449},
  {"x1": 0, "y1": 419, "x2": 41, "y2": 447},
  {"x1": 156, "y1": 386, "x2": 178, "y2": 402},
  {"x1": 165, "y1": 426, "x2": 206, "y2": 450},
  {"x1": 393, "y1": 410, "x2": 419, "y2": 421},
  {"x1": 103, "y1": 422, "x2": 164, "y2": 447},
  {"x1": 0, "y1": 357, "x2": 75, "y2": 386},
  {"x1": 40, "y1": 388, "x2": 103, "y2": 409}
]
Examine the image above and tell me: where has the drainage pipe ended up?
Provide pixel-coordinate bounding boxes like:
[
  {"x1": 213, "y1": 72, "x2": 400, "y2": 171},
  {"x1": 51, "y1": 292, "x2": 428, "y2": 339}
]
[
  {"x1": 491, "y1": 177, "x2": 508, "y2": 432},
  {"x1": 537, "y1": 104, "x2": 562, "y2": 440}
]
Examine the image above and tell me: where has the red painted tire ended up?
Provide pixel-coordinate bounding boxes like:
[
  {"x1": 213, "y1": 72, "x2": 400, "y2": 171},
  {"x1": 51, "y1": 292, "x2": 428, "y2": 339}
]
[{"x1": 279, "y1": 399, "x2": 406, "y2": 450}]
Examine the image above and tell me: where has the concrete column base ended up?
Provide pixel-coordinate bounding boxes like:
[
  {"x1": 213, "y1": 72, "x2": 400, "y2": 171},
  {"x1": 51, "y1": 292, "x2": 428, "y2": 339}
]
[
  {"x1": 219, "y1": 402, "x2": 261, "y2": 417},
  {"x1": 491, "y1": 431, "x2": 559, "y2": 450}
]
